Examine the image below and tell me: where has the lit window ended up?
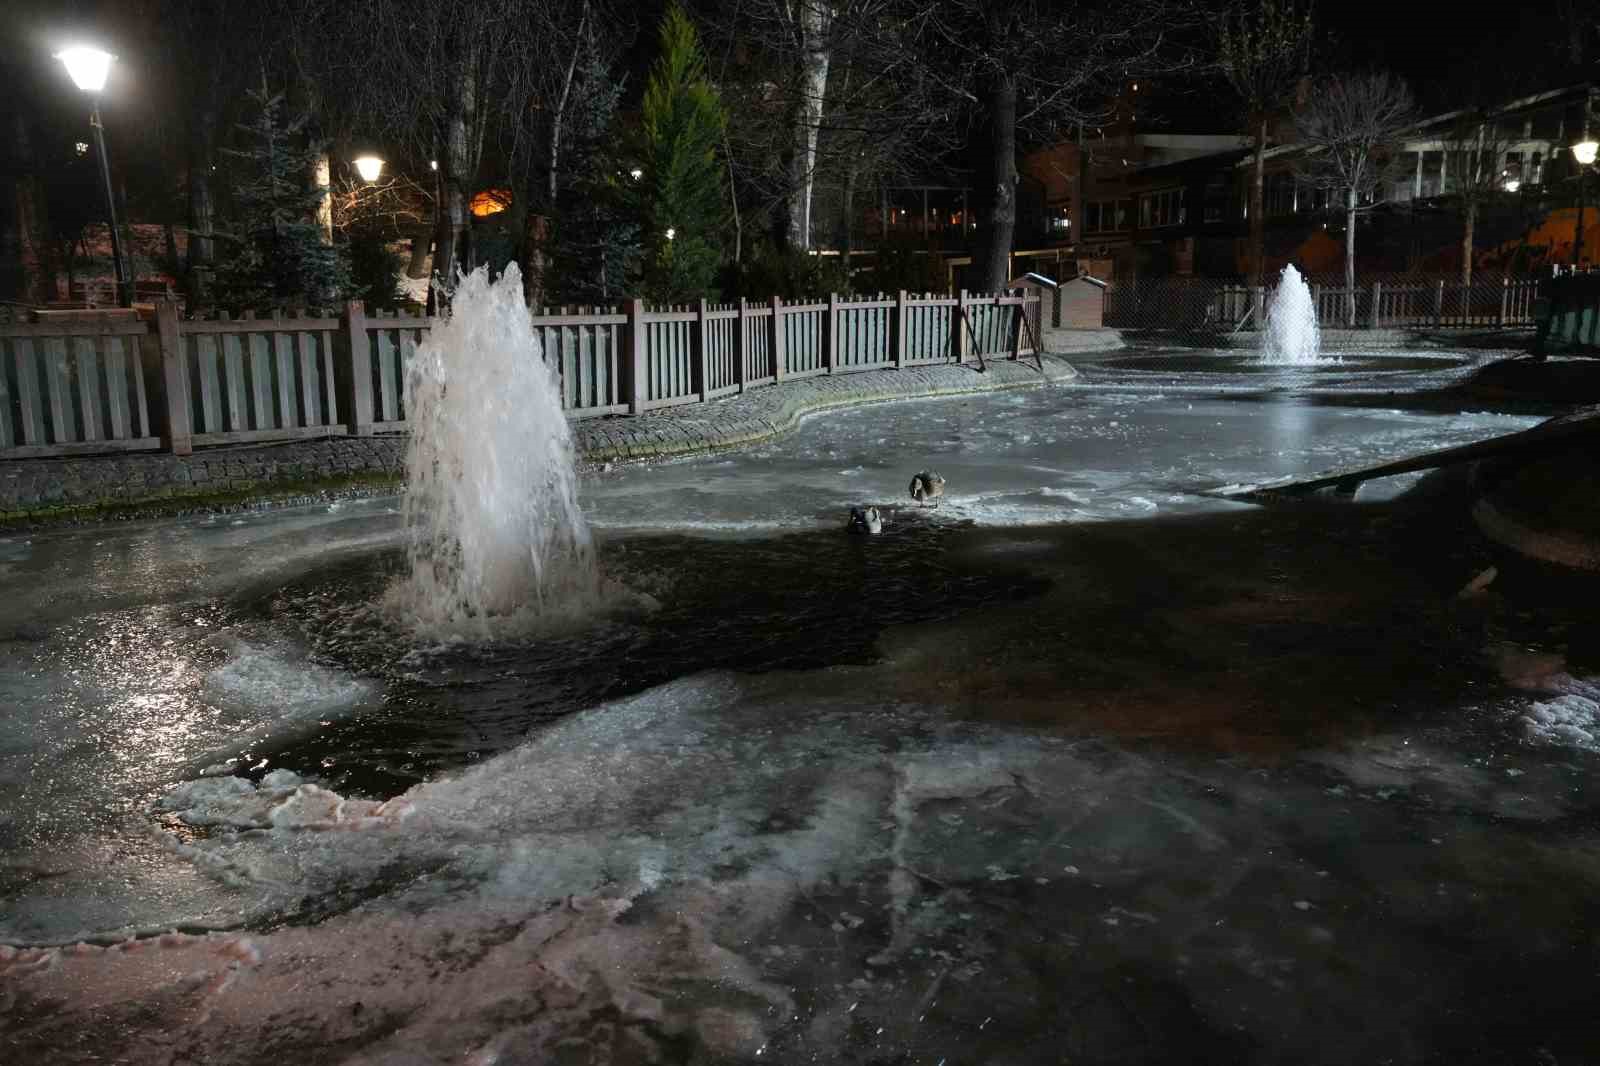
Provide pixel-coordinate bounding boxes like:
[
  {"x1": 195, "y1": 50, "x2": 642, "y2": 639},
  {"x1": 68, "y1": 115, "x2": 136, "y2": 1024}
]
[{"x1": 470, "y1": 188, "x2": 512, "y2": 217}]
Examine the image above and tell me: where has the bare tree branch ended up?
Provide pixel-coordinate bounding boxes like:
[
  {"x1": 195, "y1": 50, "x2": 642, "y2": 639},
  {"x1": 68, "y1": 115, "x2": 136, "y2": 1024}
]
[{"x1": 1295, "y1": 70, "x2": 1417, "y2": 323}]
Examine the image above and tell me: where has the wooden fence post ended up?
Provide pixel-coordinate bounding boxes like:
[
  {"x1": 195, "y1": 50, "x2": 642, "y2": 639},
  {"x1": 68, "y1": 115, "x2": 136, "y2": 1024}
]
[
  {"x1": 628, "y1": 298, "x2": 648, "y2": 414},
  {"x1": 953, "y1": 289, "x2": 969, "y2": 362},
  {"x1": 825, "y1": 293, "x2": 839, "y2": 374},
  {"x1": 735, "y1": 298, "x2": 747, "y2": 393},
  {"x1": 894, "y1": 290, "x2": 908, "y2": 368},
  {"x1": 1434, "y1": 279, "x2": 1444, "y2": 326},
  {"x1": 695, "y1": 298, "x2": 709, "y2": 402},
  {"x1": 771, "y1": 294, "x2": 785, "y2": 381},
  {"x1": 342, "y1": 299, "x2": 374, "y2": 435},
  {"x1": 1498, "y1": 276, "x2": 1509, "y2": 327},
  {"x1": 154, "y1": 297, "x2": 192, "y2": 456},
  {"x1": 1312, "y1": 284, "x2": 1322, "y2": 327},
  {"x1": 1009, "y1": 289, "x2": 1026, "y2": 359},
  {"x1": 1370, "y1": 281, "x2": 1382, "y2": 329}
]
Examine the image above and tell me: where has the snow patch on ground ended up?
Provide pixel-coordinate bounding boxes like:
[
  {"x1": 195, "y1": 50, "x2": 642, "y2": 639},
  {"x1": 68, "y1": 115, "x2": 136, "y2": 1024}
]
[
  {"x1": 1521, "y1": 676, "x2": 1600, "y2": 750},
  {"x1": 157, "y1": 770, "x2": 412, "y2": 832}
]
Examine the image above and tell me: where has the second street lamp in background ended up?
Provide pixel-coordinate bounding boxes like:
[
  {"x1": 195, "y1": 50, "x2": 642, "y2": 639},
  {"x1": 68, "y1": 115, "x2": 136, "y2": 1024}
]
[
  {"x1": 1572, "y1": 139, "x2": 1598, "y2": 268},
  {"x1": 56, "y1": 45, "x2": 132, "y2": 308}
]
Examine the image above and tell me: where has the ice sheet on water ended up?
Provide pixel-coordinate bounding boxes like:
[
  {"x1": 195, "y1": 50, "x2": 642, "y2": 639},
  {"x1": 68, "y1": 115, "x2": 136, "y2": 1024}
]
[
  {"x1": 202, "y1": 639, "x2": 372, "y2": 717},
  {"x1": 142, "y1": 674, "x2": 757, "y2": 919},
  {"x1": 1039, "y1": 487, "x2": 1090, "y2": 504}
]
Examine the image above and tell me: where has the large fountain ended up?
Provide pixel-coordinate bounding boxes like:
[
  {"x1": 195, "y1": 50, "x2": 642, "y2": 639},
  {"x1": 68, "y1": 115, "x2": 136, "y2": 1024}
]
[
  {"x1": 388, "y1": 263, "x2": 601, "y2": 636},
  {"x1": 1260, "y1": 264, "x2": 1325, "y2": 365}
]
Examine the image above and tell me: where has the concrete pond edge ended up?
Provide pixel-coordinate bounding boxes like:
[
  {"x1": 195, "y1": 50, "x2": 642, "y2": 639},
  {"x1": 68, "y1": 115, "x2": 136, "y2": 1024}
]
[{"x1": 1471, "y1": 496, "x2": 1600, "y2": 573}]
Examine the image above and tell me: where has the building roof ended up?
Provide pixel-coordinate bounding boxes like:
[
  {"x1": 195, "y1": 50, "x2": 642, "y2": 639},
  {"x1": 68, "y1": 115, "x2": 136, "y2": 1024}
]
[{"x1": 1241, "y1": 80, "x2": 1599, "y2": 168}]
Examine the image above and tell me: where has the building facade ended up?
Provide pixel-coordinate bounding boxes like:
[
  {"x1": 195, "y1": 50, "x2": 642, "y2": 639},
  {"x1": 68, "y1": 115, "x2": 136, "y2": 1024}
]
[{"x1": 1015, "y1": 80, "x2": 1600, "y2": 282}]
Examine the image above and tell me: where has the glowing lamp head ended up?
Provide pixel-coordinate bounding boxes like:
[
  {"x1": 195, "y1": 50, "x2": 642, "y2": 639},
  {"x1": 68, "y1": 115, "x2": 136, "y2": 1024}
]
[
  {"x1": 1573, "y1": 140, "x2": 1599, "y2": 167},
  {"x1": 630, "y1": 167, "x2": 643, "y2": 181},
  {"x1": 1504, "y1": 178, "x2": 1521, "y2": 193},
  {"x1": 664, "y1": 227, "x2": 676, "y2": 241},
  {"x1": 429, "y1": 159, "x2": 438, "y2": 171},
  {"x1": 57, "y1": 46, "x2": 113, "y2": 93},
  {"x1": 353, "y1": 155, "x2": 385, "y2": 183}
]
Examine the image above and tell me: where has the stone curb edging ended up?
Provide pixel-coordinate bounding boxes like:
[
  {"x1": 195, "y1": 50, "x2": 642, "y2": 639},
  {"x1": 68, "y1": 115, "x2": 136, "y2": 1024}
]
[
  {"x1": 574, "y1": 355, "x2": 1078, "y2": 465},
  {"x1": 0, "y1": 356, "x2": 1080, "y2": 527},
  {"x1": 1209, "y1": 328, "x2": 1536, "y2": 351}
]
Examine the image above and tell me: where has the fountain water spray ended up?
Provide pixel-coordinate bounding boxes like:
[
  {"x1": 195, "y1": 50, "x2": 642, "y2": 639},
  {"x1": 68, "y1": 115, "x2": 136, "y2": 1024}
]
[
  {"x1": 389, "y1": 263, "x2": 600, "y2": 635},
  {"x1": 1260, "y1": 264, "x2": 1325, "y2": 365}
]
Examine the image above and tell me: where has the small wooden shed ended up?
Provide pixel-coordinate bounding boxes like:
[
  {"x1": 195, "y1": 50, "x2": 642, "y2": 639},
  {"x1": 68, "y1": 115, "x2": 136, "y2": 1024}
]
[
  {"x1": 1057, "y1": 275, "x2": 1106, "y2": 329},
  {"x1": 1008, "y1": 272, "x2": 1107, "y2": 329},
  {"x1": 1008, "y1": 272, "x2": 1060, "y2": 328}
]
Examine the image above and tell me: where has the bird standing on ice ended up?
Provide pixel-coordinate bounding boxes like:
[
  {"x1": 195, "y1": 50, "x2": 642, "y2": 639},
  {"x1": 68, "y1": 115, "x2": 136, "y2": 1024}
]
[{"x1": 908, "y1": 471, "x2": 945, "y2": 505}]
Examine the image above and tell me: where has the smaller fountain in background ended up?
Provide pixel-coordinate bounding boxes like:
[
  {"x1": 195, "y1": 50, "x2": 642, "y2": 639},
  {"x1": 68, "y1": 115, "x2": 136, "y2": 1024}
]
[{"x1": 1260, "y1": 264, "x2": 1325, "y2": 365}]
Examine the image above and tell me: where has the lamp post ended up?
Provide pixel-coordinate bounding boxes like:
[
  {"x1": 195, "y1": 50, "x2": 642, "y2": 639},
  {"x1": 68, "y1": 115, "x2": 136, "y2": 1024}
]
[
  {"x1": 1572, "y1": 139, "x2": 1598, "y2": 269},
  {"x1": 57, "y1": 46, "x2": 131, "y2": 307}
]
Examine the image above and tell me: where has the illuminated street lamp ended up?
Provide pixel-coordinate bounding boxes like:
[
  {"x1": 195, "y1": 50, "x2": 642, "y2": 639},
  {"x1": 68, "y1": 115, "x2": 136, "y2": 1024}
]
[
  {"x1": 56, "y1": 45, "x2": 131, "y2": 307},
  {"x1": 1572, "y1": 139, "x2": 1598, "y2": 268},
  {"x1": 353, "y1": 155, "x2": 385, "y2": 183}
]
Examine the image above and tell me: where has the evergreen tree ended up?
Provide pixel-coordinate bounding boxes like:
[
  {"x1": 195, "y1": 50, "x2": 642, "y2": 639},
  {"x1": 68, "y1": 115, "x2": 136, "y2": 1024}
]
[
  {"x1": 546, "y1": 44, "x2": 641, "y2": 305},
  {"x1": 209, "y1": 81, "x2": 349, "y2": 311},
  {"x1": 634, "y1": 5, "x2": 726, "y2": 303}
]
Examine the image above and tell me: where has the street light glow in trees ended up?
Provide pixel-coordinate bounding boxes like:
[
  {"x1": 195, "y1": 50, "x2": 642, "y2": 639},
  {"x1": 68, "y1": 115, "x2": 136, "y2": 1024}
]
[
  {"x1": 56, "y1": 45, "x2": 132, "y2": 307},
  {"x1": 1572, "y1": 138, "x2": 1597, "y2": 268},
  {"x1": 353, "y1": 155, "x2": 386, "y2": 183}
]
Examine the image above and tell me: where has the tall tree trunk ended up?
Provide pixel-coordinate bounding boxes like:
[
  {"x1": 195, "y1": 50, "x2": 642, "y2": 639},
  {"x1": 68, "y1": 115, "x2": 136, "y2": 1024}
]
[
  {"x1": 9, "y1": 113, "x2": 55, "y2": 303},
  {"x1": 784, "y1": 0, "x2": 832, "y2": 251},
  {"x1": 186, "y1": 105, "x2": 218, "y2": 299},
  {"x1": 1345, "y1": 191, "x2": 1357, "y2": 327},
  {"x1": 406, "y1": 227, "x2": 432, "y2": 279},
  {"x1": 725, "y1": 128, "x2": 742, "y2": 264},
  {"x1": 314, "y1": 152, "x2": 333, "y2": 243},
  {"x1": 840, "y1": 164, "x2": 857, "y2": 263},
  {"x1": 163, "y1": 221, "x2": 180, "y2": 277},
  {"x1": 520, "y1": 2, "x2": 590, "y2": 308},
  {"x1": 547, "y1": 3, "x2": 589, "y2": 209},
  {"x1": 0, "y1": 188, "x2": 22, "y2": 302},
  {"x1": 434, "y1": 62, "x2": 477, "y2": 301},
  {"x1": 979, "y1": 77, "x2": 1018, "y2": 293},
  {"x1": 1250, "y1": 114, "x2": 1267, "y2": 316},
  {"x1": 2, "y1": 113, "x2": 26, "y2": 300},
  {"x1": 1461, "y1": 202, "x2": 1476, "y2": 287}
]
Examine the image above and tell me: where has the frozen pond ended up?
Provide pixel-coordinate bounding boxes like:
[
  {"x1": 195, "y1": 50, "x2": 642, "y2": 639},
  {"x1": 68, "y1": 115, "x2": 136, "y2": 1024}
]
[{"x1": 4, "y1": 350, "x2": 1600, "y2": 1064}]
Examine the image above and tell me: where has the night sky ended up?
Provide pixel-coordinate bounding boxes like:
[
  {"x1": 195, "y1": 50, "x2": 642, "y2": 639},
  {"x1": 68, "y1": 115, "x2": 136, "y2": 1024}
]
[{"x1": 1317, "y1": 0, "x2": 1589, "y2": 105}]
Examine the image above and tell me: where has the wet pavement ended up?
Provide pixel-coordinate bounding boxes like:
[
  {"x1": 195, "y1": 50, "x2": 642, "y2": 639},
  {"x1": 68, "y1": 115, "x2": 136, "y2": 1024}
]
[{"x1": 3, "y1": 348, "x2": 1599, "y2": 1065}]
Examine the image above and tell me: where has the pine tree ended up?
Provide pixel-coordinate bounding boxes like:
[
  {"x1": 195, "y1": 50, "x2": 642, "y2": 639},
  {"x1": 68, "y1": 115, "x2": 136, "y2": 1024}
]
[
  {"x1": 634, "y1": 5, "x2": 726, "y2": 303},
  {"x1": 209, "y1": 81, "x2": 349, "y2": 311},
  {"x1": 546, "y1": 44, "x2": 641, "y2": 305}
]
